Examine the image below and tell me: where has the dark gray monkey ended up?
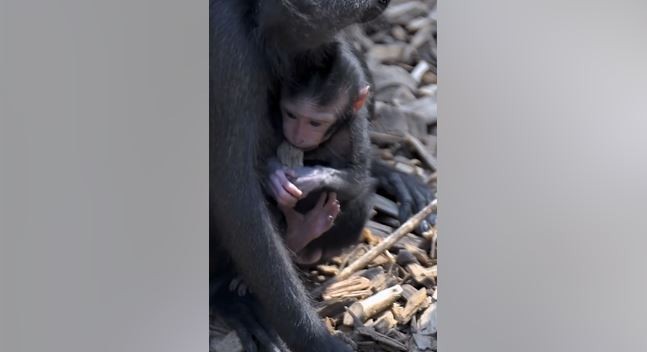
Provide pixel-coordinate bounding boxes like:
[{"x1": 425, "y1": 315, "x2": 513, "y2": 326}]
[
  {"x1": 210, "y1": 1, "x2": 390, "y2": 351},
  {"x1": 265, "y1": 39, "x2": 377, "y2": 266}
]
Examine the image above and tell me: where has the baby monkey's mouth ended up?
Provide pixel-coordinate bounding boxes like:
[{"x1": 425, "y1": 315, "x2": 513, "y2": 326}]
[{"x1": 286, "y1": 139, "x2": 316, "y2": 152}]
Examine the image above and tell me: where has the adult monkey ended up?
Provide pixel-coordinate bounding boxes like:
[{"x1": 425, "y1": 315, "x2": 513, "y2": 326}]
[{"x1": 210, "y1": 1, "x2": 390, "y2": 351}]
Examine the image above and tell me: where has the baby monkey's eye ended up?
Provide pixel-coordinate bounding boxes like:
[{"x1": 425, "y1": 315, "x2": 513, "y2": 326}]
[
  {"x1": 286, "y1": 111, "x2": 297, "y2": 119},
  {"x1": 309, "y1": 120, "x2": 322, "y2": 127}
]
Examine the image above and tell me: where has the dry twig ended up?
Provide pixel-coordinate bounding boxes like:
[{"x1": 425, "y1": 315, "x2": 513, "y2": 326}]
[{"x1": 337, "y1": 199, "x2": 437, "y2": 281}]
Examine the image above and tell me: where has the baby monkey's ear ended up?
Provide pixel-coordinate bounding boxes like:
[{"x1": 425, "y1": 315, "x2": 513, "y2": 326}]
[{"x1": 352, "y1": 85, "x2": 370, "y2": 113}]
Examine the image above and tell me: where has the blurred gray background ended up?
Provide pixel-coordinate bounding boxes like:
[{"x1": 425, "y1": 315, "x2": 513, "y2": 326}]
[{"x1": 2, "y1": 0, "x2": 647, "y2": 351}]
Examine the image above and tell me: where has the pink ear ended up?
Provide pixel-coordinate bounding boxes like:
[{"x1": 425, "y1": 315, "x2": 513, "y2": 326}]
[{"x1": 353, "y1": 85, "x2": 370, "y2": 113}]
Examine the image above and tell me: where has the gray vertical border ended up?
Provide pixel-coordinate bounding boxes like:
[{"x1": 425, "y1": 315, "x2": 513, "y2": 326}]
[
  {"x1": 1, "y1": 1, "x2": 208, "y2": 351},
  {"x1": 441, "y1": 0, "x2": 647, "y2": 351}
]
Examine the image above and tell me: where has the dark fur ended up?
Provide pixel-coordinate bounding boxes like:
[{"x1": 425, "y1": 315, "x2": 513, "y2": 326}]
[
  {"x1": 210, "y1": 1, "x2": 389, "y2": 351},
  {"x1": 280, "y1": 39, "x2": 377, "y2": 262},
  {"x1": 372, "y1": 161, "x2": 437, "y2": 233}
]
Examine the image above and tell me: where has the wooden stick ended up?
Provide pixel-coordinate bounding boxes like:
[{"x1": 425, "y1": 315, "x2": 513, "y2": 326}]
[
  {"x1": 425, "y1": 171, "x2": 437, "y2": 184},
  {"x1": 369, "y1": 130, "x2": 437, "y2": 171},
  {"x1": 336, "y1": 200, "x2": 437, "y2": 281},
  {"x1": 342, "y1": 285, "x2": 403, "y2": 326},
  {"x1": 392, "y1": 287, "x2": 429, "y2": 324},
  {"x1": 310, "y1": 200, "x2": 437, "y2": 298},
  {"x1": 404, "y1": 132, "x2": 438, "y2": 171},
  {"x1": 321, "y1": 276, "x2": 372, "y2": 301}
]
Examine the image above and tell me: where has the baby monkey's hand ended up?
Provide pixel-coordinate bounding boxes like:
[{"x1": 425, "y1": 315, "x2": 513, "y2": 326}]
[{"x1": 268, "y1": 166, "x2": 303, "y2": 208}]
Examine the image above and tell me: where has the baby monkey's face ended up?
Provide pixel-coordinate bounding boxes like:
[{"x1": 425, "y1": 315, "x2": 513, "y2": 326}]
[{"x1": 280, "y1": 97, "x2": 339, "y2": 151}]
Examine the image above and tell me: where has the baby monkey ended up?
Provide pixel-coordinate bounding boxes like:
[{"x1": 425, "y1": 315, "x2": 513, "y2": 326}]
[
  {"x1": 266, "y1": 45, "x2": 372, "y2": 265},
  {"x1": 231, "y1": 43, "x2": 374, "y2": 295}
]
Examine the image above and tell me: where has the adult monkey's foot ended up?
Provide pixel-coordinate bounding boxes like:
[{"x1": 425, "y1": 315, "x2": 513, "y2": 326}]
[{"x1": 211, "y1": 276, "x2": 288, "y2": 352}]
